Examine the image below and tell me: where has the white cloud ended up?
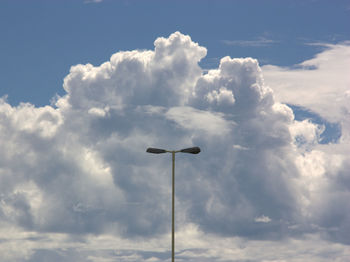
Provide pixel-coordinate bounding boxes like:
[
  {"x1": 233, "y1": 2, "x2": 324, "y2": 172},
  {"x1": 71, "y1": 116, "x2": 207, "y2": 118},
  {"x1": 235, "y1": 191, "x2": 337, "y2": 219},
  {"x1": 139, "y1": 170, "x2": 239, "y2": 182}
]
[
  {"x1": 262, "y1": 42, "x2": 350, "y2": 139},
  {"x1": 263, "y1": 41, "x2": 350, "y2": 246},
  {"x1": 233, "y1": 144, "x2": 249, "y2": 150},
  {"x1": 1, "y1": 225, "x2": 349, "y2": 262},
  {"x1": 88, "y1": 107, "x2": 109, "y2": 117},
  {"x1": 165, "y1": 106, "x2": 232, "y2": 136},
  {"x1": 289, "y1": 119, "x2": 323, "y2": 149},
  {"x1": 222, "y1": 37, "x2": 278, "y2": 47},
  {"x1": 84, "y1": 0, "x2": 103, "y2": 4},
  {"x1": 0, "y1": 32, "x2": 349, "y2": 261},
  {"x1": 255, "y1": 215, "x2": 272, "y2": 223}
]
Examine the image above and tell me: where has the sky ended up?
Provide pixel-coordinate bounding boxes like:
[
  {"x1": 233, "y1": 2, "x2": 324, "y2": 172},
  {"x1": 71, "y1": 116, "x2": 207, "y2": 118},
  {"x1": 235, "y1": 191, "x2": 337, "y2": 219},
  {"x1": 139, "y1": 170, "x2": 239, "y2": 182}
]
[{"x1": 0, "y1": 0, "x2": 350, "y2": 261}]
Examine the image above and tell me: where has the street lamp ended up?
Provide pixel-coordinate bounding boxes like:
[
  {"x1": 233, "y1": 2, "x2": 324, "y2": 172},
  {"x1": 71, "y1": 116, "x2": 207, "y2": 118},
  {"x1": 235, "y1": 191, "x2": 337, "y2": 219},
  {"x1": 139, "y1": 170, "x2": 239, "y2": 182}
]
[{"x1": 146, "y1": 146, "x2": 200, "y2": 262}]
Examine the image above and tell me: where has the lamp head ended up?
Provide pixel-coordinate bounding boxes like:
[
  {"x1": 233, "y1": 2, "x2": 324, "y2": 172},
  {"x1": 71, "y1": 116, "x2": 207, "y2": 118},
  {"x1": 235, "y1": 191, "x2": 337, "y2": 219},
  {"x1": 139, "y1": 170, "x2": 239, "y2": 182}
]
[
  {"x1": 180, "y1": 147, "x2": 201, "y2": 154},
  {"x1": 146, "y1": 148, "x2": 167, "y2": 154}
]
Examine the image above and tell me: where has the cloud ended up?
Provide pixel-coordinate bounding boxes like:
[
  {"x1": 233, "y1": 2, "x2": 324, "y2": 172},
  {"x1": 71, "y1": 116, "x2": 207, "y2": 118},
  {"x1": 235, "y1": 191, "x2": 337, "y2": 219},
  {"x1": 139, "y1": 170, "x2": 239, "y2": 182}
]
[
  {"x1": 165, "y1": 106, "x2": 232, "y2": 136},
  {"x1": 255, "y1": 215, "x2": 272, "y2": 223},
  {"x1": 262, "y1": 41, "x2": 350, "y2": 245},
  {"x1": 222, "y1": 37, "x2": 278, "y2": 47},
  {"x1": 1, "y1": 32, "x2": 349, "y2": 261},
  {"x1": 1, "y1": 223, "x2": 349, "y2": 262},
  {"x1": 262, "y1": 41, "x2": 350, "y2": 139},
  {"x1": 84, "y1": 0, "x2": 103, "y2": 4}
]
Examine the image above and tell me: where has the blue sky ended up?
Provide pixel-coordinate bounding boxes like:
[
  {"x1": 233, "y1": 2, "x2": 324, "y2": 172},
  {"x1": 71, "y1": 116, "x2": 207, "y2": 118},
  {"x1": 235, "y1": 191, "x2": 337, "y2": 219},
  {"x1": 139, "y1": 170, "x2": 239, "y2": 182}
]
[
  {"x1": 1, "y1": 1, "x2": 350, "y2": 262},
  {"x1": 1, "y1": 0, "x2": 349, "y2": 106}
]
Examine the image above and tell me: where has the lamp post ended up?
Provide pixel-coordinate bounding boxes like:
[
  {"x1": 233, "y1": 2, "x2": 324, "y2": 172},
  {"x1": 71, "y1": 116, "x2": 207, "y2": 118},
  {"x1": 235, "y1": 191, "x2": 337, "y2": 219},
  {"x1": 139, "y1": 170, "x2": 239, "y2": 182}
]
[{"x1": 146, "y1": 146, "x2": 200, "y2": 262}]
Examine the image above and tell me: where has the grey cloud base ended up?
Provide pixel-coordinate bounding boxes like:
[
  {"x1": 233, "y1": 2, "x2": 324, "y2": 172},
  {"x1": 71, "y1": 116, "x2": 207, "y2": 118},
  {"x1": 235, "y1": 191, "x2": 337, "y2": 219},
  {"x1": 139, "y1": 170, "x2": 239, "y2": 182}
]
[{"x1": 0, "y1": 32, "x2": 349, "y2": 261}]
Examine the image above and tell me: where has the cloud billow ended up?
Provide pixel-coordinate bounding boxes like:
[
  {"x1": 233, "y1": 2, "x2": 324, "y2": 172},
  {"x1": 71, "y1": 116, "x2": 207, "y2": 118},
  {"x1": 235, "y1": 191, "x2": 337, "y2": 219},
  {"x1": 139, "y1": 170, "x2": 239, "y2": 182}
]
[{"x1": 1, "y1": 32, "x2": 350, "y2": 261}]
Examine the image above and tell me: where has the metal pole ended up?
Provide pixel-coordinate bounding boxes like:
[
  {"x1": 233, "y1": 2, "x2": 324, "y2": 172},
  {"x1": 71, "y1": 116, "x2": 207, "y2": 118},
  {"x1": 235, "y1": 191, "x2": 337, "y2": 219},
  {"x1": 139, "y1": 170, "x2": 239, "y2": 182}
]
[
  {"x1": 171, "y1": 151, "x2": 175, "y2": 262},
  {"x1": 146, "y1": 147, "x2": 199, "y2": 261}
]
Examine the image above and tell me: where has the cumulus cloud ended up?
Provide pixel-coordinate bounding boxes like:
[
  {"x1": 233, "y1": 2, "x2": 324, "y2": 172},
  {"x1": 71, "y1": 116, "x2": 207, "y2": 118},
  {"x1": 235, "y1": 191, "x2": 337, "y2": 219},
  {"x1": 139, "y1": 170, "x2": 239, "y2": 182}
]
[
  {"x1": 262, "y1": 41, "x2": 350, "y2": 138},
  {"x1": 0, "y1": 32, "x2": 349, "y2": 261},
  {"x1": 262, "y1": 42, "x2": 350, "y2": 245}
]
